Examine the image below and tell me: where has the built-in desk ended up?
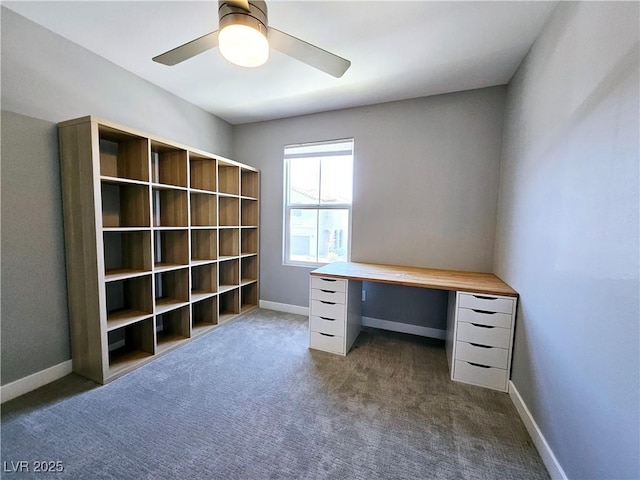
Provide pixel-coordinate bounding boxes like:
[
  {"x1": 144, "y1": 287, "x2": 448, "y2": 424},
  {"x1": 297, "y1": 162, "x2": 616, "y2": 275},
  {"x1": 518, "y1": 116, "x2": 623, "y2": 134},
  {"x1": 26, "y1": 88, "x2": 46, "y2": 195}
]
[{"x1": 309, "y1": 261, "x2": 518, "y2": 392}]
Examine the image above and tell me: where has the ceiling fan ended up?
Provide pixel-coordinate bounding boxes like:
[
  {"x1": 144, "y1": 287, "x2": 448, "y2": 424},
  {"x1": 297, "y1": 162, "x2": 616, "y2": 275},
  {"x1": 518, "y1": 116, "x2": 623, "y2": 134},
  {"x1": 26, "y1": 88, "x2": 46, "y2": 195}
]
[{"x1": 153, "y1": 0, "x2": 351, "y2": 78}]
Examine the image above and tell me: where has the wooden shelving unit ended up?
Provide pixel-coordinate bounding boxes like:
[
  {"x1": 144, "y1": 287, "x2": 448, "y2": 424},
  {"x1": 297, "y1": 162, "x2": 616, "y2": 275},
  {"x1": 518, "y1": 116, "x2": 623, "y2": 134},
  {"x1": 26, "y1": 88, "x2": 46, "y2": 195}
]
[{"x1": 58, "y1": 116, "x2": 259, "y2": 384}]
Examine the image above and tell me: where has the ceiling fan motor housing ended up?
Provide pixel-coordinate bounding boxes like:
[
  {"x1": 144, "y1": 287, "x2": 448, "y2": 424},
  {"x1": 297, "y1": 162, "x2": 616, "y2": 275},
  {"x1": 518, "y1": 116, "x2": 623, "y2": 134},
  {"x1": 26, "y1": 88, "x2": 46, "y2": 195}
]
[{"x1": 218, "y1": 1, "x2": 269, "y2": 37}]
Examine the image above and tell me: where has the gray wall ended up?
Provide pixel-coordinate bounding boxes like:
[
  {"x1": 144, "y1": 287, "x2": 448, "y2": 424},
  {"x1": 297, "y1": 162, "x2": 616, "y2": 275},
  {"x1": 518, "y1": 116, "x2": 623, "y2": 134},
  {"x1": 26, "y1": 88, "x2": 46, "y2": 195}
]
[
  {"x1": 233, "y1": 87, "x2": 506, "y2": 329},
  {"x1": 494, "y1": 2, "x2": 639, "y2": 479},
  {"x1": 1, "y1": 8, "x2": 234, "y2": 385}
]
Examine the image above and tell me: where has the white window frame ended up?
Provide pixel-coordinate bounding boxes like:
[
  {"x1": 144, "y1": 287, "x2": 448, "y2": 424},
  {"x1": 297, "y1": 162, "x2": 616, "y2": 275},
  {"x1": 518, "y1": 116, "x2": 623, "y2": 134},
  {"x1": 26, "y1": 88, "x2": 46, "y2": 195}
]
[{"x1": 283, "y1": 139, "x2": 354, "y2": 267}]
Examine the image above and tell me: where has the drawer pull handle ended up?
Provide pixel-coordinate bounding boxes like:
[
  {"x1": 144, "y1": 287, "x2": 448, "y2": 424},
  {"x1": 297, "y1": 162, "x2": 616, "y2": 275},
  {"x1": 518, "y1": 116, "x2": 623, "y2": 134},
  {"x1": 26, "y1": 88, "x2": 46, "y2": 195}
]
[
  {"x1": 319, "y1": 316, "x2": 335, "y2": 321},
  {"x1": 321, "y1": 278, "x2": 337, "y2": 282},
  {"x1": 319, "y1": 333, "x2": 335, "y2": 337},
  {"x1": 468, "y1": 362, "x2": 491, "y2": 369},
  {"x1": 320, "y1": 289, "x2": 336, "y2": 293},
  {"x1": 473, "y1": 295, "x2": 496, "y2": 300},
  {"x1": 471, "y1": 323, "x2": 494, "y2": 329},
  {"x1": 472, "y1": 309, "x2": 496, "y2": 315},
  {"x1": 470, "y1": 343, "x2": 492, "y2": 349},
  {"x1": 320, "y1": 301, "x2": 336, "y2": 305}
]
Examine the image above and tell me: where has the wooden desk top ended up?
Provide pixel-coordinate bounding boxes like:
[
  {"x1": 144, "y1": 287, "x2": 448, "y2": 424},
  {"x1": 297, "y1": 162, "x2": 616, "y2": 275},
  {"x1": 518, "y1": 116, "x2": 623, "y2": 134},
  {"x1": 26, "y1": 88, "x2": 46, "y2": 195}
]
[{"x1": 311, "y1": 261, "x2": 518, "y2": 297}]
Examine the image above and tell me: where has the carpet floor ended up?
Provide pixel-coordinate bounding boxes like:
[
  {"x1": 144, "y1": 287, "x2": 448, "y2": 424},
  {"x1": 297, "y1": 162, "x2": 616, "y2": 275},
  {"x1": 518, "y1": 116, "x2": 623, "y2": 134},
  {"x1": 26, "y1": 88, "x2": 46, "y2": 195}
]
[{"x1": 1, "y1": 309, "x2": 548, "y2": 479}]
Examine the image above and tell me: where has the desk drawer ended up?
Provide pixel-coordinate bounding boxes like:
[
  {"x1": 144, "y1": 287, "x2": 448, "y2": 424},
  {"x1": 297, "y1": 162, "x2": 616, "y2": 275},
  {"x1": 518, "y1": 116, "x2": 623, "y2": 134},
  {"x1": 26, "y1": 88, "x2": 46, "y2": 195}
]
[
  {"x1": 309, "y1": 331, "x2": 344, "y2": 355},
  {"x1": 457, "y1": 322, "x2": 511, "y2": 348},
  {"x1": 458, "y1": 308, "x2": 512, "y2": 329},
  {"x1": 458, "y1": 293, "x2": 514, "y2": 314},
  {"x1": 455, "y1": 341, "x2": 509, "y2": 369},
  {"x1": 311, "y1": 288, "x2": 346, "y2": 304},
  {"x1": 454, "y1": 360, "x2": 508, "y2": 391},
  {"x1": 311, "y1": 276, "x2": 346, "y2": 292},
  {"x1": 310, "y1": 315, "x2": 345, "y2": 336},
  {"x1": 310, "y1": 299, "x2": 346, "y2": 321}
]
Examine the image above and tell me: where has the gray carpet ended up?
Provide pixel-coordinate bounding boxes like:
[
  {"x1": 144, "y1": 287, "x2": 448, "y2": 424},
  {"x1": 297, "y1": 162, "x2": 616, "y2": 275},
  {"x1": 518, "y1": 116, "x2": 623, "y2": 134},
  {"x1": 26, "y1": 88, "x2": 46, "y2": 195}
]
[{"x1": 1, "y1": 309, "x2": 548, "y2": 479}]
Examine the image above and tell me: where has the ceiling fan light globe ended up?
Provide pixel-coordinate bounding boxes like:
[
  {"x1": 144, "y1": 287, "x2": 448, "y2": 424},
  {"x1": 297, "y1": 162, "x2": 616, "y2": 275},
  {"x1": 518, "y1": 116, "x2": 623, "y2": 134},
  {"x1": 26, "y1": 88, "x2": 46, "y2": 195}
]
[{"x1": 219, "y1": 23, "x2": 269, "y2": 68}]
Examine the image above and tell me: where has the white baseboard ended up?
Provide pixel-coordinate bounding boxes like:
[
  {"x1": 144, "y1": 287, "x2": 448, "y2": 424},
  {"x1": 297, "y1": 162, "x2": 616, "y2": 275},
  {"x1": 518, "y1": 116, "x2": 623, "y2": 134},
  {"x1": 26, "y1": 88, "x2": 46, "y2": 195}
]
[
  {"x1": 259, "y1": 300, "x2": 309, "y2": 316},
  {"x1": 508, "y1": 381, "x2": 567, "y2": 480},
  {"x1": 362, "y1": 316, "x2": 446, "y2": 340},
  {"x1": 1, "y1": 360, "x2": 73, "y2": 404}
]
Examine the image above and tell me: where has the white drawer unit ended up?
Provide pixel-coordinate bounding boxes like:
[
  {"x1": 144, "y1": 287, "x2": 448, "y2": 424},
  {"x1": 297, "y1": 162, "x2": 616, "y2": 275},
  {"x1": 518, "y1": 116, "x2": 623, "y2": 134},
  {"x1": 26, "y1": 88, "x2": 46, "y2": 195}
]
[
  {"x1": 308, "y1": 275, "x2": 362, "y2": 356},
  {"x1": 446, "y1": 291, "x2": 517, "y2": 392}
]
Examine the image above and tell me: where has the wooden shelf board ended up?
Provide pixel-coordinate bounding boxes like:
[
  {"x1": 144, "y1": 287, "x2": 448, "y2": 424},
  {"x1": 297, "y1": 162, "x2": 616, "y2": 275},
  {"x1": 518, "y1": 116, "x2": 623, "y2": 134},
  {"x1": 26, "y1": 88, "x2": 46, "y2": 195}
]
[
  {"x1": 190, "y1": 259, "x2": 217, "y2": 266},
  {"x1": 155, "y1": 299, "x2": 190, "y2": 315},
  {"x1": 154, "y1": 263, "x2": 188, "y2": 273},
  {"x1": 152, "y1": 226, "x2": 189, "y2": 231},
  {"x1": 191, "y1": 225, "x2": 218, "y2": 230},
  {"x1": 240, "y1": 304, "x2": 258, "y2": 314},
  {"x1": 217, "y1": 193, "x2": 239, "y2": 199},
  {"x1": 108, "y1": 348, "x2": 153, "y2": 379},
  {"x1": 103, "y1": 227, "x2": 151, "y2": 232},
  {"x1": 240, "y1": 278, "x2": 257, "y2": 286},
  {"x1": 191, "y1": 291, "x2": 217, "y2": 303},
  {"x1": 241, "y1": 225, "x2": 259, "y2": 228},
  {"x1": 105, "y1": 268, "x2": 151, "y2": 282},
  {"x1": 218, "y1": 312, "x2": 238, "y2": 324},
  {"x1": 106, "y1": 309, "x2": 153, "y2": 331},
  {"x1": 190, "y1": 188, "x2": 217, "y2": 195},
  {"x1": 151, "y1": 183, "x2": 188, "y2": 191},
  {"x1": 240, "y1": 195, "x2": 258, "y2": 201},
  {"x1": 218, "y1": 285, "x2": 238, "y2": 294},
  {"x1": 240, "y1": 253, "x2": 258, "y2": 259},
  {"x1": 100, "y1": 175, "x2": 149, "y2": 187},
  {"x1": 156, "y1": 333, "x2": 189, "y2": 354},
  {"x1": 218, "y1": 255, "x2": 239, "y2": 262},
  {"x1": 191, "y1": 323, "x2": 217, "y2": 337}
]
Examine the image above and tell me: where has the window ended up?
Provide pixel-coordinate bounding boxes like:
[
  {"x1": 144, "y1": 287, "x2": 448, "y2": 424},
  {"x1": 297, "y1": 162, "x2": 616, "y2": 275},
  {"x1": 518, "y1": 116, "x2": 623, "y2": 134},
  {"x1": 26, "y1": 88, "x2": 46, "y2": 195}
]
[{"x1": 284, "y1": 139, "x2": 354, "y2": 266}]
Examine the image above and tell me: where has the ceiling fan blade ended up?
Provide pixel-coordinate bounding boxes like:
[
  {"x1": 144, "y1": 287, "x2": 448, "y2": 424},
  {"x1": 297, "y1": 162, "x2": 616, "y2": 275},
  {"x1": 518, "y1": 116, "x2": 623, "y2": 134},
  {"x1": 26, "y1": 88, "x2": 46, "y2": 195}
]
[
  {"x1": 153, "y1": 31, "x2": 219, "y2": 66},
  {"x1": 225, "y1": 0, "x2": 251, "y2": 11},
  {"x1": 269, "y1": 27, "x2": 351, "y2": 78}
]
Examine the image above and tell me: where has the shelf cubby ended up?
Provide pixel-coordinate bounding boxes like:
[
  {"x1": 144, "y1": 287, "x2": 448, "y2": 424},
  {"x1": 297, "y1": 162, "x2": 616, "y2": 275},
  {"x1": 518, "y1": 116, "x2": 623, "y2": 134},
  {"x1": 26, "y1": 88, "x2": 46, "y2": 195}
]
[
  {"x1": 190, "y1": 192, "x2": 217, "y2": 227},
  {"x1": 219, "y1": 258, "x2": 239, "y2": 292},
  {"x1": 189, "y1": 153, "x2": 217, "y2": 192},
  {"x1": 99, "y1": 127, "x2": 149, "y2": 182},
  {"x1": 155, "y1": 306, "x2": 190, "y2": 354},
  {"x1": 102, "y1": 181, "x2": 150, "y2": 228},
  {"x1": 108, "y1": 317, "x2": 155, "y2": 378},
  {"x1": 241, "y1": 199, "x2": 258, "y2": 227},
  {"x1": 191, "y1": 263, "x2": 218, "y2": 302},
  {"x1": 241, "y1": 169, "x2": 259, "y2": 198},
  {"x1": 151, "y1": 142, "x2": 188, "y2": 188},
  {"x1": 104, "y1": 230, "x2": 152, "y2": 281},
  {"x1": 218, "y1": 162, "x2": 240, "y2": 195},
  {"x1": 191, "y1": 229, "x2": 217, "y2": 264},
  {"x1": 219, "y1": 288, "x2": 240, "y2": 322},
  {"x1": 219, "y1": 228, "x2": 239, "y2": 258},
  {"x1": 241, "y1": 228, "x2": 258, "y2": 255},
  {"x1": 192, "y1": 297, "x2": 218, "y2": 336},
  {"x1": 219, "y1": 196, "x2": 239, "y2": 226},
  {"x1": 154, "y1": 230, "x2": 189, "y2": 270},
  {"x1": 155, "y1": 268, "x2": 189, "y2": 314},
  {"x1": 105, "y1": 275, "x2": 153, "y2": 331},
  {"x1": 241, "y1": 283, "x2": 258, "y2": 312},
  {"x1": 153, "y1": 188, "x2": 188, "y2": 227},
  {"x1": 241, "y1": 255, "x2": 258, "y2": 285}
]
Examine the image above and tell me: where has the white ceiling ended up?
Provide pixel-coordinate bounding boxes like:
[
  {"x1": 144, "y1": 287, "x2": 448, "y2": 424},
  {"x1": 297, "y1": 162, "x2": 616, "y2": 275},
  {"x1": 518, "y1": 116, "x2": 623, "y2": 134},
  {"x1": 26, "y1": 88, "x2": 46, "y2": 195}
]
[{"x1": 4, "y1": 1, "x2": 557, "y2": 125}]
